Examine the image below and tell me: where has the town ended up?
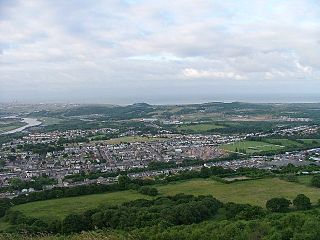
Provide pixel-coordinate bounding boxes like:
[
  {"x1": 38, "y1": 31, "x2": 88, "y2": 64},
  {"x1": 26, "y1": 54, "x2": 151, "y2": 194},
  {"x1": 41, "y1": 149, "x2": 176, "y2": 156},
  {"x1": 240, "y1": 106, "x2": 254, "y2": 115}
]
[{"x1": 0, "y1": 119, "x2": 319, "y2": 198}]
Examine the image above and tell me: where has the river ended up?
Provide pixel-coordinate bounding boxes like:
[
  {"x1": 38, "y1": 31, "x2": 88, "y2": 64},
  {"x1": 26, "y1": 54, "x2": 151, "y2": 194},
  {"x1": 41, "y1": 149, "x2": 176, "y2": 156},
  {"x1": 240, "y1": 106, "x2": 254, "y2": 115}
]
[{"x1": 1, "y1": 118, "x2": 42, "y2": 135}]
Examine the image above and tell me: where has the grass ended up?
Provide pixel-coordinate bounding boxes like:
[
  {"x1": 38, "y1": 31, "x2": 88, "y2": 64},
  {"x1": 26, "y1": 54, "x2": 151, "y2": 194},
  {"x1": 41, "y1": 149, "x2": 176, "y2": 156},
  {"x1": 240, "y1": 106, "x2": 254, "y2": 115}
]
[
  {"x1": 176, "y1": 123, "x2": 225, "y2": 133},
  {"x1": 157, "y1": 178, "x2": 320, "y2": 207},
  {"x1": 180, "y1": 113, "x2": 227, "y2": 122},
  {"x1": 39, "y1": 117, "x2": 63, "y2": 126},
  {"x1": 297, "y1": 175, "x2": 313, "y2": 185},
  {"x1": 10, "y1": 178, "x2": 320, "y2": 221},
  {"x1": 106, "y1": 136, "x2": 165, "y2": 144},
  {"x1": 220, "y1": 140, "x2": 283, "y2": 154},
  {"x1": 264, "y1": 138, "x2": 303, "y2": 147},
  {"x1": 12, "y1": 190, "x2": 150, "y2": 219},
  {"x1": 298, "y1": 139, "x2": 320, "y2": 144},
  {"x1": 0, "y1": 122, "x2": 26, "y2": 134},
  {"x1": 0, "y1": 219, "x2": 11, "y2": 232}
]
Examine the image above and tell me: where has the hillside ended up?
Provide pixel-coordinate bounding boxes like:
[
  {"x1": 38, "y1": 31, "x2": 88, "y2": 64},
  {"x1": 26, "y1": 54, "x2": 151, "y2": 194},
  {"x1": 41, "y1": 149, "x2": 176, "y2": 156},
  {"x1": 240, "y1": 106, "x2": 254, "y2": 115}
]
[{"x1": 8, "y1": 178, "x2": 320, "y2": 220}]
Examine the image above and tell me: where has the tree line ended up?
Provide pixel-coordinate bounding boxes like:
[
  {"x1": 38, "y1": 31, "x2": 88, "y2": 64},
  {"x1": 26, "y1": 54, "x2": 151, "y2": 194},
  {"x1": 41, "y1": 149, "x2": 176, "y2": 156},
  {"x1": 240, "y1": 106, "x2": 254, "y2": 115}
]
[{"x1": 17, "y1": 142, "x2": 64, "y2": 155}]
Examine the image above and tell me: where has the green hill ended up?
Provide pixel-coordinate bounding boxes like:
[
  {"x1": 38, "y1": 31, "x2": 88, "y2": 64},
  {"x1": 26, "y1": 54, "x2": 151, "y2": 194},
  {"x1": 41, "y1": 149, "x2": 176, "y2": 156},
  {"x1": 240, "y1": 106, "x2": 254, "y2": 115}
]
[{"x1": 9, "y1": 178, "x2": 320, "y2": 220}]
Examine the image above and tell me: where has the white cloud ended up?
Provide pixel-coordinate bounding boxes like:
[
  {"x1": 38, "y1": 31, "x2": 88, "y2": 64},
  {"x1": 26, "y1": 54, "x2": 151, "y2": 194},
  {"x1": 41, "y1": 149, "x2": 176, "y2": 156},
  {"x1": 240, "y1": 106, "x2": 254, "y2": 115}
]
[
  {"x1": 295, "y1": 61, "x2": 313, "y2": 74},
  {"x1": 182, "y1": 68, "x2": 247, "y2": 80},
  {"x1": 0, "y1": 0, "x2": 319, "y2": 103}
]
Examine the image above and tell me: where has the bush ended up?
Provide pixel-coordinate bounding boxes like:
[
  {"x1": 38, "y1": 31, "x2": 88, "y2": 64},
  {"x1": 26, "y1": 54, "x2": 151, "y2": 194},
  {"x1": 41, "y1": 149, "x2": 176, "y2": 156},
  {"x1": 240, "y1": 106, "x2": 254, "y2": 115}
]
[
  {"x1": 139, "y1": 186, "x2": 159, "y2": 196},
  {"x1": 311, "y1": 175, "x2": 320, "y2": 188},
  {"x1": 225, "y1": 202, "x2": 266, "y2": 220},
  {"x1": 266, "y1": 198, "x2": 291, "y2": 212},
  {"x1": 62, "y1": 214, "x2": 91, "y2": 234},
  {"x1": 293, "y1": 194, "x2": 311, "y2": 210},
  {"x1": 282, "y1": 175, "x2": 298, "y2": 183}
]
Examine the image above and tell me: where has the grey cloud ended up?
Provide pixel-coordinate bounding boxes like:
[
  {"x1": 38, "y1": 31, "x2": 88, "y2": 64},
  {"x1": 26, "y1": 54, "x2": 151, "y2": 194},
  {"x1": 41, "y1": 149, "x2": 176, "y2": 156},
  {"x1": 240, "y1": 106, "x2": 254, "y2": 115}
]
[{"x1": 0, "y1": 0, "x2": 319, "y2": 103}]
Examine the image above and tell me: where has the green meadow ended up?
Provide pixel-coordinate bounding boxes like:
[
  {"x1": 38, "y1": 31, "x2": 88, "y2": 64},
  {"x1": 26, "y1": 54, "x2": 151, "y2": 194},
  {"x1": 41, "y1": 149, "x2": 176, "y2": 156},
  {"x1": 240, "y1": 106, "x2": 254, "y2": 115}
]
[
  {"x1": 219, "y1": 140, "x2": 283, "y2": 154},
  {"x1": 10, "y1": 178, "x2": 320, "y2": 219},
  {"x1": 106, "y1": 136, "x2": 165, "y2": 144},
  {"x1": 176, "y1": 123, "x2": 225, "y2": 133}
]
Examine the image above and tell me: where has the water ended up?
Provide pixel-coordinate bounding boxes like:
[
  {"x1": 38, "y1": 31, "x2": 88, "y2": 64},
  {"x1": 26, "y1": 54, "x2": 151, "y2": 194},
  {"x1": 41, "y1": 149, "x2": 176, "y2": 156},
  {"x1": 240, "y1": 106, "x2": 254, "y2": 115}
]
[{"x1": 1, "y1": 118, "x2": 42, "y2": 135}]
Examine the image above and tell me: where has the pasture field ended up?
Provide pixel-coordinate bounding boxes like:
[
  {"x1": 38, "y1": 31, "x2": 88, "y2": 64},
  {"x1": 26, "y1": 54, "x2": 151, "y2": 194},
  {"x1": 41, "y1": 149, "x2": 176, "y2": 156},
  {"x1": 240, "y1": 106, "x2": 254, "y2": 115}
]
[
  {"x1": 39, "y1": 117, "x2": 63, "y2": 126},
  {"x1": 12, "y1": 190, "x2": 150, "y2": 219},
  {"x1": 220, "y1": 140, "x2": 283, "y2": 154},
  {"x1": 157, "y1": 178, "x2": 320, "y2": 206},
  {"x1": 0, "y1": 122, "x2": 26, "y2": 134},
  {"x1": 298, "y1": 139, "x2": 320, "y2": 144},
  {"x1": 106, "y1": 136, "x2": 165, "y2": 144},
  {"x1": 297, "y1": 175, "x2": 314, "y2": 185},
  {"x1": 264, "y1": 138, "x2": 303, "y2": 147},
  {"x1": 180, "y1": 113, "x2": 226, "y2": 122},
  {"x1": 176, "y1": 123, "x2": 225, "y2": 133},
  {"x1": 10, "y1": 178, "x2": 320, "y2": 220}
]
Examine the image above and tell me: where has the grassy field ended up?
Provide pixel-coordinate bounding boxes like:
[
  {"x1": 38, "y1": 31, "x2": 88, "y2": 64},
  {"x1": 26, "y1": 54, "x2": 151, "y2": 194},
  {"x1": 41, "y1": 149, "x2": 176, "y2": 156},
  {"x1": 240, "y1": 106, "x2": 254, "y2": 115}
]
[
  {"x1": 298, "y1": 139, "x2": 320, "y2": 144},
  {"x1": 264, "y1": 138, "x2": 303, "y2": 147},
  {"x1": 180, "y1": 112, "x2": 227, "y2": 122},
  {"x1": 39, "y1": 117, "x2": 63, "y2": 126},
  {"x1": 0, "y1": 122, "x2": 26, "y2": 134},
  {"x1": 220, "y1": 140, "x2": 283, "y2": 154},
  {"x1": 106, "y1": 136, "x2": 165, "y2": 144},
  {"x1": 10, "y1": 178, "x2": 320, "y2": 220},
  {"x1": 297, "y1": 175, "x2": 315, "y2": 185},
  {"x1": 176, "y1": 123, "x2": 225, "y2": 133},
  {"x1": 12, "y1": 190, "x2": 150, "y2": 219},
  {"x1": 157, "y1": 178, "x2": 320, "y2": 206}
]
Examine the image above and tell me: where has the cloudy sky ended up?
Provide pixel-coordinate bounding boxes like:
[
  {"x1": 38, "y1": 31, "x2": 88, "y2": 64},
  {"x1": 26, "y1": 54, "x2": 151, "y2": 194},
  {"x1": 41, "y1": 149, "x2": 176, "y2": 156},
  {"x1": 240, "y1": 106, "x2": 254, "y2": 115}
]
[{"x1": 0, "y1": 0, "x2": 320, "y2": 104}]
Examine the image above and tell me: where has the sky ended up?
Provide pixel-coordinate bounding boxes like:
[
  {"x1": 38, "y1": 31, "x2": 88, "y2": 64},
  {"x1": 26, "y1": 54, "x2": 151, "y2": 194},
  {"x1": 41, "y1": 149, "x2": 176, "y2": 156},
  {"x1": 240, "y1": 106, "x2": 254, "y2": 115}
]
[{"x1": 0, "y1": 0, "x2": 320, "y2": 104}]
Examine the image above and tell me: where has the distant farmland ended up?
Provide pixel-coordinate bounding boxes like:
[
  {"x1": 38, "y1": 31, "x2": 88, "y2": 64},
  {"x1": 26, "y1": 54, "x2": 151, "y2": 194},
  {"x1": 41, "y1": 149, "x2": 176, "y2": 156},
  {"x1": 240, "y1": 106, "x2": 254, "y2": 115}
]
[
  {"x1": 219, "y1": 140, "x2": 283, "y2": 154},
  {"x1": 176, "y1": 123, "x2": 225, "y2": 133},
  {"x1": 106, "y1": 136, "x2": 166, "y2": 144},
  {"x1": 0, "y1": 121, "x2": 26, "y2": 134}
]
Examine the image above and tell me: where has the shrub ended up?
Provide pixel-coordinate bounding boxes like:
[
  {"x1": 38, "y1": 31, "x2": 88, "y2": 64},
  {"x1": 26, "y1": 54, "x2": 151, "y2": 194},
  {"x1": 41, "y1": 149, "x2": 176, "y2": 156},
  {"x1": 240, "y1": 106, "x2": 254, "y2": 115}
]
[
  {"x1": 293, "y1": 194, "x2": 311, "y2": 210},
  {"x1": 139, "y1": 186, "x2": 159, "y2": 196},
  {"x1": 266, "y1": 198, "x2": 291, "y2": 212},
  {"x1": 311, "y1": 175, "x2": 320, "y2": 188}
]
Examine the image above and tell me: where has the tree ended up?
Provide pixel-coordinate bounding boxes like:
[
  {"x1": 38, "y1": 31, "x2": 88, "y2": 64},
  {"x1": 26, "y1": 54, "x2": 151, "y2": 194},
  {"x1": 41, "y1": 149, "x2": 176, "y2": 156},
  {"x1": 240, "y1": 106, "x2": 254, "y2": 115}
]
[
  {"x1": 311, "y1": 175, "x2": 320, "y2": 188},
  {"x1": 293, "y1": 194, "x2": 311, "y2": 210},
  {"x1": 225, "y1": 202, "x2": 265, "y2": 220},
  {"x1": 266, "y1": 197, "x2": 291, "y2": 212},
  {"x1": 117, "y1": 174, "x2": 131, "y2": 189},
  {"x1": 200, "y1": 166, "x2": 210, "y2": 178},
  {"x1": 286, "y1": 175, "x2": 298, "y2": 182},
  {"x1": 91, "y1": 212, "x2": 105, "y2": 228},
  {"x1": 9, "y1": 178, "x2": 27, "y2": 190},
  {"x1": 4, "y1": 211, "x2": 26, "y2": 225},
  {"x1": 0, "y1": 199, "x2": 10, "y2": 218},
  {"x1": 0, "y1": 160, "x2": 5, "y2": 168},
  {"x1": 139, "y1": 186, "x2": 158, "y2": 196},
  {"x1": 7, "y1": 155, "x2": 16, "y2": 161},
  {"x1": 62, "y1": 214, "x2": 89, "y2": 234}
]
